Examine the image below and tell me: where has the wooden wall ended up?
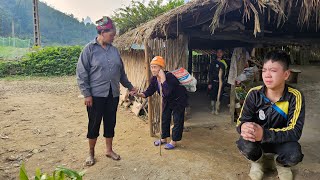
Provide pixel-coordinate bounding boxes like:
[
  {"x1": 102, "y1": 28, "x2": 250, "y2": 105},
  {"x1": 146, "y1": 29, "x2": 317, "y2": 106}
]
[
  {"x1": 120, "y1": 50, "x2": 146, "y2": 88},
  {"x1": 148, "y1": 35, "x2": 189, "y2": 71}
]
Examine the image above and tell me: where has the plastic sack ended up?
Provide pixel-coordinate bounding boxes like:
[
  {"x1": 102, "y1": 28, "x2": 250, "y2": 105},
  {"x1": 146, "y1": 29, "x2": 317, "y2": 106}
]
[
  {"x1": 236, "y1": 66, "x2": 259, "y2": 82},
  {"x1": 171, "y1": 67, "x2": 197, "y2": 92}
]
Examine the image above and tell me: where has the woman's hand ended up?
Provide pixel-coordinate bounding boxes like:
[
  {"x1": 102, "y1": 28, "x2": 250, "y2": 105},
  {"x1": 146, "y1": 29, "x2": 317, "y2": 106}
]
[
  {"x1": 136, "y1": 93, "x2": 146, "y2": 98},
  {"x1": 85, "y1": 96, "x2": 93, "y2": 107},
  {"x1": 129, "y1": 87, "x2": 138, "y2": 96}
]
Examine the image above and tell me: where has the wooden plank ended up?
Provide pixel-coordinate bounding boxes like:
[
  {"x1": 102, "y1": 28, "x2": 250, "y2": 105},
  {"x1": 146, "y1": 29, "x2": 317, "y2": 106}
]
[
  {"x1": 131, "y1": 101, "x2": 143, "y2": 116},
  {"x1": 123, "y1": 101, "x2": 132, "y2": 108},
  {"x1": 131, "y1": 99, "x2": 148, "y2": 116}
]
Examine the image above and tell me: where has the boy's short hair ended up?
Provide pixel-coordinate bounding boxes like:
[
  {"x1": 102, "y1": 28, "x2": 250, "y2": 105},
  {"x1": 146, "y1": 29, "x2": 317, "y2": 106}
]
[{"x1": 263, "y1": 50, "x2": 290, "y2": 70}]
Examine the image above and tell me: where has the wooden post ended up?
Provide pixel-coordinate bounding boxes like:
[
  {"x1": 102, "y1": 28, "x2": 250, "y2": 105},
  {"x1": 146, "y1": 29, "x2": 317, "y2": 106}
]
[
  {"x1": 230, "y1": 85, "x2": 236, "y2": 124},
  {"x1": 188, "y1": 47, "x2": 192, "y2": 74},
  {"x1": 144, "y1": 40, "x2": 154, "y2": 137},
  {"x1": 300, "y1": 48, "x2": 310, "y2": 65},
  {"x1": 32, "y1": 0, "x2": 41, "y2": 46},
  {"x1": 298, "y1": 47, "x2": 308, "y2": 65}
]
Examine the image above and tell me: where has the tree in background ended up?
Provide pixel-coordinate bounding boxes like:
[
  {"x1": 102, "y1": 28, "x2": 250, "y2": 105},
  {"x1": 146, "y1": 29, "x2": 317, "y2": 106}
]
[{"x1": 112, "y1": 0, "x2": 184, "y2": 35}]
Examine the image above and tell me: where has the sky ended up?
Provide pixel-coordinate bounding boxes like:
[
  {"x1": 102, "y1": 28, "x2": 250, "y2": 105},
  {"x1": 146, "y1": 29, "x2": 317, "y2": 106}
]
[{"x1": 40, "y1": 0, "x2": 172, "y2": 23}]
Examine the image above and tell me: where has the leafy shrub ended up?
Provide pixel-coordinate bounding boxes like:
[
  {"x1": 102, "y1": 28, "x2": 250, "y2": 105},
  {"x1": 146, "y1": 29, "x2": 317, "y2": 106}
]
[
  {"x1": 0, "y1": 46, "x2": 82, "y2": 77},
  {"x1": 20, "y1": 163, "x2": 85, "y2": 180}
]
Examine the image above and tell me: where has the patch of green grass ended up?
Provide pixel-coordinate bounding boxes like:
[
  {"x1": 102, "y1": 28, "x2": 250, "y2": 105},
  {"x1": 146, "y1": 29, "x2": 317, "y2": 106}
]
[
  {"x1": 0, "y1": 75, "x2": 74, "y2": 81},
  {"x1": 0, "y1": 46, "x2": 29, "y2": 60},
  {"x1": 1, "y1": 75, "x2": 44, "y2": 81}
]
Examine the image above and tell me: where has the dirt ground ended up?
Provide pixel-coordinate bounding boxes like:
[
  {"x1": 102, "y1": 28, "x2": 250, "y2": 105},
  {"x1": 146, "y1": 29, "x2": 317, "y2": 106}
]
[{"x1": 0, "y1": 65, "x2": 320, "y2": 180}]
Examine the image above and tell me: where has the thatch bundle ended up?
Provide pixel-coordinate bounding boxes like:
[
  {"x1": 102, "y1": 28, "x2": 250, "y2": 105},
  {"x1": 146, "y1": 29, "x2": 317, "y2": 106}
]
[
  {"x1": 114, "y1": 0, "x2": 320, "y2": 49},
  {"x1": 211, "y1": 0, "x2": 320, "y2": 36}
]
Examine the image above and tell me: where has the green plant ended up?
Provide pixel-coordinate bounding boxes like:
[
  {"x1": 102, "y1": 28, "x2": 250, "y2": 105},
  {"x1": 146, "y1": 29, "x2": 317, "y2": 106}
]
[
  {"x1": 0, "y1": 46, "x2": 29, "y2": 60},
  {"x1": 19, "y1": 163, "x2": 85, "y2": 180},
  {"x1": 0, "y1": 46, "x2": 82, "y2": 77}
]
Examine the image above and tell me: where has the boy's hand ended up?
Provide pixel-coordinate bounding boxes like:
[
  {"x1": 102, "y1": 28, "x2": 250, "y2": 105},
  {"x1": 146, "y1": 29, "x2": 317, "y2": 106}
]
[
  {"x1": 252, "y1": 123, "x2": 263, "y2": 142},
  {"x1": 241, "y1": 122, "x2": 256, "y2": 142},
  {"x1": 241, "y1": 122, "x2": 264, "y2": 142},
  {"x1": 208, "y1": 84, "x2": 212, "y2": 89}
]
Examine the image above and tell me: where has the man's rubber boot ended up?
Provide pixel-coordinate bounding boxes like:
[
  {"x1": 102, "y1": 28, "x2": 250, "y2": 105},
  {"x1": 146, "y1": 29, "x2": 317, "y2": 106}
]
[
  {"x1": 275, "y1": 156, "x2": 293, "y2": 180},
  {"x1": 249, "y1": 156, "x2": 264, "y2": 180},
  {"x1": 214, "y1": 101, "x2": 220, "y2": 115},
  {"x1": 263, "y1": 153, "x2": 276, "y2": 171},
  {"x1": 211, "y1": 101, "x2": 215, "y2": 114}
]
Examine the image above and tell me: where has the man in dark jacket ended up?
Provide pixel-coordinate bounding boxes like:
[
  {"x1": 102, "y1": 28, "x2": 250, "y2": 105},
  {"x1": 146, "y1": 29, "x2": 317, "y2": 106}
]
[
  {"x1": 236, "y1": 50, "x2": 305, "y2": 180},
  {"x1": 208, "y1": 49, "x2": 228, "y2": 115},
  {"x1": 137, "y1": 56, "x2": 188, "y2": 150}
]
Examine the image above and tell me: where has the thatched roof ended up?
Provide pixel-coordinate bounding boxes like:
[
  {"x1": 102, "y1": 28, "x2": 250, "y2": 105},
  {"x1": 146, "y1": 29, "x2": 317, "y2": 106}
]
[
  {"x1": 114, "y1": 0, "x2": 213, "y2": 49},
  {"x1": 114, "y1": 0, "x2": 320, "y2": 50}
]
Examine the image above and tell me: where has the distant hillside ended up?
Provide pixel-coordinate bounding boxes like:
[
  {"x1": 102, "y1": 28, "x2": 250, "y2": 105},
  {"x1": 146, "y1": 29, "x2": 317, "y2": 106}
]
[{"x1": 0, "y1": 0, "x2": 97, "y2": 46}]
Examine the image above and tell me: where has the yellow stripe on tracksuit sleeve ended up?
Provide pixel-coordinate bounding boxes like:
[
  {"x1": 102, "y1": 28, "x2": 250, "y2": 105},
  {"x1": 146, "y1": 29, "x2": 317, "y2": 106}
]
[
  {"x1": 270, "y1": 87, "x2": 302, "y2": 132},
  {"x1": 236, "y1": 86, "x2": 263, "y2": 127},
  {"x1": 221, "y1": 60, "x2": 228, "y2": 70}
]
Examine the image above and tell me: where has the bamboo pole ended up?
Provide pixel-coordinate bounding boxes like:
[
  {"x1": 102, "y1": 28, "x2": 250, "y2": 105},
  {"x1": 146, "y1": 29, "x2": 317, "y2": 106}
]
[
  {"x1": 144, "y1": 40, "x2": 154, "y2": 137},
  {"x1": 159, "y1": 83, "x2": 163, "y2": 156}
]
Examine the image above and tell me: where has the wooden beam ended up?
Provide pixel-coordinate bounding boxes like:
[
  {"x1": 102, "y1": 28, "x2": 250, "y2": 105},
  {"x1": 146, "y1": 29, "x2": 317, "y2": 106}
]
[
  {"x1": 185, "y1": 29, "x2": 320, "y2": 47},
  {"x1": 189, "y1": 39, "x2": 253, "y2": 49},
  {"x1": 186, "y1": 30, "x2": 258, "y2": 43}
]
